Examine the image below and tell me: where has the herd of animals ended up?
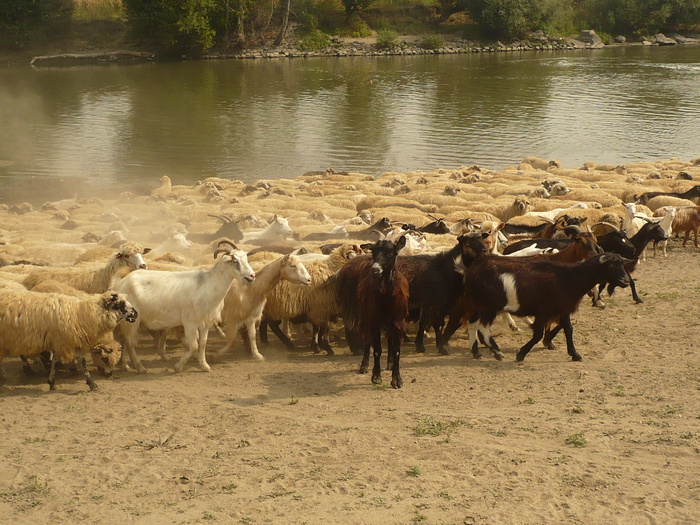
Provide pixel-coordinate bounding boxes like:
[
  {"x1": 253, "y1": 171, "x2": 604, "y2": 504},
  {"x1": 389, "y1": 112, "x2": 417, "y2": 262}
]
[{"x1": 0, "y1": 156, "x2": 699, "y2": 390}]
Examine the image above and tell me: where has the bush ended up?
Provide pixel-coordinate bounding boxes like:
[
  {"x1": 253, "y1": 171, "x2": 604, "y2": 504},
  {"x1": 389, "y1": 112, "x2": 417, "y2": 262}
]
[
  {"x1": 0, "y1": 0, "x2": 73, "y2": 49},
  {"x1": 296, "y1": 29, "x2": 333, "y2": 51},
  {"x1": 418, "y1": 34, "x2": 445, "y2": 49},
  {"x1": 376, "y1": 28, "x2": 400, "y2": 49}
]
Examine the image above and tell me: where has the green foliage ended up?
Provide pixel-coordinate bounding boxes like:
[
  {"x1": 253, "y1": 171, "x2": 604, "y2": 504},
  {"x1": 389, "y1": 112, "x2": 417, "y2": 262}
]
[
  {"x1": 123, "y1": 0, "x2": 216, "y2": 52},
  {"x1": 464, "y1": 0, "x2": 571, "y2": 40},
  {"x1": 580, "y1": 0, "x2": 700, "y2": 36},
  {"x1": 376, "y1": 28, "x2": 401, "y2": 48},
  {"x1": 342, "y1": 0, "x2": 374, "y2": 19},
  {"x1": 0, "y1": 0, "x2": 73, "y2": 49},
  {"x1": 418, "y1": 33, "x2": 445, "y2": 48},
  {"x1": 296, "y1": 28, "x2": 333, "y2": 50},
  {"x1": 344, "y1": 13, "x2": 373, "y2": 36}
]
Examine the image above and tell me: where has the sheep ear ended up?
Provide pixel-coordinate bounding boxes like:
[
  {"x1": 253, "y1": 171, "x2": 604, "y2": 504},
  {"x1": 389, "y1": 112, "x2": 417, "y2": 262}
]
[
  {"x1": 394, "y1": 235, "x2": 407, "y2": 251},
  {"x1": 142, "y1": 247, "x2": 152, "y2": 254}
]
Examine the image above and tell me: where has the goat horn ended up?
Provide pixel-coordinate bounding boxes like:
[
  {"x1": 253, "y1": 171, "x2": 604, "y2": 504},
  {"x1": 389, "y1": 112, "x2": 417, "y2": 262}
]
[
  {"x1": 369, "y1": 229, "x2": 385, "y2": 240},
  {"x1": 213, "y1": 248, "x2": 229, "y2": 259},
  {"x1": 216, "y1": 239, "x2": 238, "y2": 250},
  {"x1": 592, "y1": 221, "x2": 621, "y2": 232},
  {"x1": 208, "y1": 213, "x2": 232, "y2": 223},
  {"x1": 427, "y1": 213, "x2": 442, "y2": 221}
]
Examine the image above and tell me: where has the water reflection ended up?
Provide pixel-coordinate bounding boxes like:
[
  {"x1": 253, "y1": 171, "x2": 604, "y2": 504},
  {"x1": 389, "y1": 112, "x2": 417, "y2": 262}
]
[{"x1": 1, "y1": 46, "x2": 700, "y2": 204}]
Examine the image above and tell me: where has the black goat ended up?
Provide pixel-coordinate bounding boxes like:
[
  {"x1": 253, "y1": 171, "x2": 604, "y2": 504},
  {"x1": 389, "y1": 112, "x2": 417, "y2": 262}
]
[
  {"x1": 593, "y1": 220, "x2": 668, "y2": 305},
  {"x1": 392, "y1": 233, "x2": 490, "y2": 356},
  {"x1": 188, "y1": 214, "x2": 244, "y2": 244},
  {"x1": 460, "y1": 253, "x2": 631, "y2": 362},
  {"x1": 337, "y1": 237, "x2": 409, "y2": 388},
  {"x1": 417, "y1": 215, "x2": 452, "y2": 234},
  {"x1": 635, "y1": 184, "x2": 700, "y2": 206}
]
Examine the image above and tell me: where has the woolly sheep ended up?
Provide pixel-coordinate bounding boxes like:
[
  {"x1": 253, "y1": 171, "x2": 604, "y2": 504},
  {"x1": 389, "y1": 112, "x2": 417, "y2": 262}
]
[
  {"x1": 0, "y1": 290, "x2": 137, "y2": 390},
  {"x1": 645, "y1": 195, "x2": 698, "y2": 213},
  {"x1": 23, "y1": 242, "x2": 151, "y2": 294}
]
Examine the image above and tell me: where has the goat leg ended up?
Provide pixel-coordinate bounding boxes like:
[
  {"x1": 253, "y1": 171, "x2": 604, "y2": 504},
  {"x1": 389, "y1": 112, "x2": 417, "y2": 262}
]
[
  {"x1": 371, "y1": 332, "x2": 383, "y2": 385},
  {"x1": 414, "y1": 320, "x2": 427, "y2": 353},
  {"x1": 388, "y1": 329, "x2": 403, "y2": 389},
  {"x1": 269, "y1": 320, "x2": 296, "y2": 351},
  {"x1": 317, "y1": 324, "x2": 334, "y2": 355},
  {"x1": 515, "y1": 320, "x2": 546, "y2": 362},
  {"x1": 560, "y1": 314, "x2": 582, "y2": 361},
  {"x1": 433, "y1": 322, "x2": 450, "y2": 356}
]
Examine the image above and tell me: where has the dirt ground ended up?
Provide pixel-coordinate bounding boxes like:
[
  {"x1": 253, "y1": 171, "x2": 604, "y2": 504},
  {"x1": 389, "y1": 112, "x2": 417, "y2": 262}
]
[{"x1": 1, "y1": 238, "x2": 699, "y2": 524}]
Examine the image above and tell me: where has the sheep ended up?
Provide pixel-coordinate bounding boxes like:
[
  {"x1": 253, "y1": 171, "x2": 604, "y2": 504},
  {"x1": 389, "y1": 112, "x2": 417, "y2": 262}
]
[
  {"x1": 111, "y1": 240, "x2": 256, "y2": 374},
  {"x1": 212, "y1": 252, "x2": 311, "y2": 362},
  {"x1": 468, "y1": 196, "x2": 533, "y2": 223},
  {"x1": 150, "y1": 232, "x2": 193, "y2": 257},
  {"x1": 150, "y1": 175, "x2": 173, "y2": 200},
  {"x1": 260, "y1": 243, "x2": 363, "y2": 354},
  {"x1": 241, "y1": 215, "x2": 293, "y2": 245},
  {"x1": 0, "y1": 290, "x2": 137, "y2": 390},
  {"x1": 645, "y1": 195, "x2": 697, "y2": 213},
  {"x1": 521, "y1": 157, "x2": 562, "y2": 171},
  {"x1": 22, "y1": 242, "x2": 151, "y2": 294},
  {"x1": 337, "y1": 237, "x2": 409, "y2": 388},
  {"x1": 459, "y1": 253, "x2": 630, "y2": 362}
]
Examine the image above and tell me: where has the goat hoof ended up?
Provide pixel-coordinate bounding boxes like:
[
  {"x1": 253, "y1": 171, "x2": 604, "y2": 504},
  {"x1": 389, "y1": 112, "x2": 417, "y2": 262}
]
[
  {"x1": 571, "y1": 354, "x2": 583, "y2": 362},
  {"x1": 371, "y1": 375, "x2": 382, "y2": 384},
  {"x1": 391, "y1": 378, "x2": 403, "y2": 389},
  {"x1": 325, "y1": 349, "x2": 335, "y2": 356},
  {"x1": 358, "y1": 366, "x2": 368, "y2": 375},
  {"x1": 493, "y1": 351, "x2": 503, "y2": 361},
  {"x1": 544, "y1": 342, "x2": 556, "y2": 350},
  {"x1": 22, "y1": 365, "x2": 34, "y2": 376},
  {"x1": 515, "y1": 354, "x2": 526, "y2": 363},
  {"x1": 438, "y1": 346, "x2": 451, "y2": 356},
  {"x1": 472, "y1": 352, "x2": 483, "y2": 359},
  {"x1": 634, "y1": 298, "x2": 644, "y2": 304},
  {"x1": 416, "y1": 346, "x2": 426, "y2": 354}
]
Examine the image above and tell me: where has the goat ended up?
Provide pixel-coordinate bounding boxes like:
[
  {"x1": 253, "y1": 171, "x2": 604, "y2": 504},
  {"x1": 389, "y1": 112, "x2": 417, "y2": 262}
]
[
  {"x1": 241, "y1": 215, "x2": 293, "y2": 245},
  {"x1": 188, "y1": 214, "x2": 244, "y2": 244},
  {"x1": 112, "y1": 240, "x2": 256, "y2": 373},
  {"x1": 460, "y1": 253, "x2": 630, "y2": 362},
  {"x1": 213, "y1": 252, "x2": 311, "y2": 362},
  {"x1": 593, "y1": 220, "x2": 668, "y2": 305},
  {"x1": 337, "y1": 237, "x2": 409, "y2": 388},
  {"x1": 651, "y1": 207, "x2": 677, "y2": 257},
  {"x1": 388, "y1": 233, "x2": 491, "y2": 357},
  {"x1": 416, "y1": 214, "x2": 451, "y2": 234},
  {"x1": 670, "y1": 206, "x2": 700, "y2": 248},
  {"x1": 0, "y1": 291, "x2": 137, "y2": 390}
]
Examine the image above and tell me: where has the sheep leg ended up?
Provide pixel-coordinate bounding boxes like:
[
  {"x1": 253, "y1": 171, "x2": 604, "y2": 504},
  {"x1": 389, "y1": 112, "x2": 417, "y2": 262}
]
[
  {"x1": 269, "y1": 320, "x2": 296, "y2": 351},
  {"x1": 560, "y1": 314, "x2": 582, "y2": 361},
  {"x1": 77, "y1": 356, "x2": 98, "y2": 391},
  {"x1": 0, "y1": 363, "x2": 6, "y2": 387},
  {"x1": 47, "y1": 352, "x2": 58, "y2": 390},
  {"x1": 195, "y1": 326, "x2": 212, "y2": 372},
  {"x1": 387, "y1": 328, "x2": 403, "y2": 389},
  {"x1": 244, "y1": 320, "x2": 265, "y2": 362},
  {"x1": 20, "y1": 355, "x2": 35, "y2": 376},
  {"x1": 371, "y1": 331, "x2": 383, "y2": 385},
  {"x1": 259, "y1": 320, "x2": 270, "y2": 346},
  {"x1": 120, "y1": 323, "x2": 147, "y2": 373},
  {"x1": 515, "y1": 319, "x2": 546, "y2": 362},
  {"x1": 414, "y1": 319, "x2": 427, "y2": 353},
  {"x1": 311, "y1": 324, "x2": 321, "y2": 354},
  {"x1": 317, "y1": 324, "x2": 334, "y2": 355}
]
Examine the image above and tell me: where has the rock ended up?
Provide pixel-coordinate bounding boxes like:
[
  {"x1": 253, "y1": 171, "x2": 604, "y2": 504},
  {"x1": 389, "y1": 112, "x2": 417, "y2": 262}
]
[
  {"x1": 654, "y1": 33, "x2": 677, "y2": 45},
  {"x1": 578, "y1": 30, "x2": 602, "y2": 45},
  {"x1": 615, "y1": 35, "x2": 626, "y2": 43}
]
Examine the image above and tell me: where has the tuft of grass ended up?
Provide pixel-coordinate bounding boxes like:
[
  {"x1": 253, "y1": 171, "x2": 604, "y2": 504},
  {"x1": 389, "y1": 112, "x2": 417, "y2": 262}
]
[
  {"x1": 73, "y1": 0, "x2": 124, "y2": 21},
  {"x1": 406, "y1": 465, "x2": 421, "y2": 477},
  {"x1": 565, "y1": 431, "x2": 587, "y2": 447},
  {"x1": 0, "y1": 475, "x2": 51, "y2": 512},
  {"x1": 414, "y1": 417, "x2": 467, "y2": 437}
]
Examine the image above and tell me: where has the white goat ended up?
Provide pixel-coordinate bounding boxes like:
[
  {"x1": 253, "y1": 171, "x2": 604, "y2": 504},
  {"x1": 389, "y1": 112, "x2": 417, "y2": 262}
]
[
  {"x1": 0, "y1": 290, "x2": 137, "y2": 390},
  {"x1": 504, "y1": 244, "x2": 559, "y2": 257},
  {"x1": 112, "y1": 240, "x2": 256, "y2": 373},
  {"x1": 241, "y1": 214, "x2": 293, "y2": 244},
  {"x1": 525, "y1": 202, "x2": 588, "y2": 221},
  {"x1": 150, "y1": 232, "x2": 193, "y2": 257},
  {"x1": 213, "y1": 252, "x2": 311, "y2": 361},
  {"x1": 652, "y1": 206, "x2": 677, "y2": 257}
]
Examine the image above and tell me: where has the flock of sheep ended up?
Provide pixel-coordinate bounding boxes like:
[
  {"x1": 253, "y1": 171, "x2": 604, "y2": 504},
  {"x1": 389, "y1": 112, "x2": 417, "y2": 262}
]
[{"x1": 0, "y1": 155, "x2": 699, "y2": 390}]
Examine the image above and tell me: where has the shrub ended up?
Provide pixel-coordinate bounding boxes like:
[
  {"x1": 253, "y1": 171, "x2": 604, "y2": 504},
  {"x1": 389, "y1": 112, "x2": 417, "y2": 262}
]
[
  {"x1": 0, "y1": 0, "x2": 73, "y2": 50},
  {"x1": 418, "y1": 34, "x2": 445, "y2": 49},
  {"x1": 376, "y1": 28, "x2": 400, "y2": 49},
  {"x1": 296, "y1": 29, "x2": 333, "y2": 51}
]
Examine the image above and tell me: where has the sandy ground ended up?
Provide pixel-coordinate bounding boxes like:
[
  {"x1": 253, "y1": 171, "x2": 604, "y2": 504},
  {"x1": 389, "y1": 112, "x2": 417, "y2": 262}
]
[{"x1": 1, "y1": 238, "x2": 699, "y2": 524}]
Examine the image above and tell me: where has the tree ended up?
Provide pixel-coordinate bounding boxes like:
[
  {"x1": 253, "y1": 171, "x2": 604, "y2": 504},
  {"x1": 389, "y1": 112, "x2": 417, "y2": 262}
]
[
  {"x1": 0, "y1": 0, "x2": 73, "y2": 49},
  {"x1": 341, "y1": 0, "x2": 373, "y2": 21}
]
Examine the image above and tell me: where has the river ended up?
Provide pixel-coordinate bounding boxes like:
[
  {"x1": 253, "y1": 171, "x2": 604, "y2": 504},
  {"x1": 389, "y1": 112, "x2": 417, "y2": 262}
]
[{"x1": 1, "y1": 44, "x2": 700, "y2": 204}]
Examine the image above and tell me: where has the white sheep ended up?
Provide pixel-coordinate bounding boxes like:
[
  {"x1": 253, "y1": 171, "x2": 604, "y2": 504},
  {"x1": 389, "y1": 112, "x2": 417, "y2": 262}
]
[
  {"x1": 23, "y1": 242, "x2": 151, "y2": 294},
  {"x1": 213, "y1": 252, "x2": 312, "y2": 362},
  {"x1": 150, "y1": 232, "x2": 193, "y2": 257},
  {"x1": 112, "y1": 241, "x2": 256, "y2": 374},
  {"x1": 0, "y1": 290, "x2": 137, "y2": 390}
]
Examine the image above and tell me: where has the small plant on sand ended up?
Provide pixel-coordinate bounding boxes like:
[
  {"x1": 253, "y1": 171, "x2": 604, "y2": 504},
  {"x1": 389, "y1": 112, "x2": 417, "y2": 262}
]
[
  {"x1": 565, "y1": 431, "x2": 587, "y2": 447},
  {"x1": 406, "y1": 465, "x2": 421, "y2": 477},
  {"x1": 414, "y1": 417, "x2": 466, "y2": 437}
]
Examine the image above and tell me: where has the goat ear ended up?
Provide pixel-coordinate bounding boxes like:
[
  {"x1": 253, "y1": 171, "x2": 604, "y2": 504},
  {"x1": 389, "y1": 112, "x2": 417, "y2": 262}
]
[
  {"x1": 394, "y1": 235, "x2": 407, "y2": 251},
  {"x1": 360, "y1": 243, "x2": 373, "y2": 251},
  {"x1": 480, "y1": 232, "x2": 490, "y2": 240},
  {"x1": 143, "y1": 248, "x2": 152, "y2": 254}
]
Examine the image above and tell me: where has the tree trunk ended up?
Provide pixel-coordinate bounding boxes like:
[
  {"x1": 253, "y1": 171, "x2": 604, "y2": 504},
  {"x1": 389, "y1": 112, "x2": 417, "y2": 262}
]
[
  {"x1": 274, "y1": 0, "x2": 291, "y2": 46},
  {"x1": 236, "y1": 0, "x2": 245, "y2": 45}
]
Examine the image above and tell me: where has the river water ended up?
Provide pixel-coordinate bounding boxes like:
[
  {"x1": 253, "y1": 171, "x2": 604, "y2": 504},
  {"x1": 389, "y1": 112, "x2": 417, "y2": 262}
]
[{"x1": 1, "y1": 45, "x2": 700, "y2": 204}]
